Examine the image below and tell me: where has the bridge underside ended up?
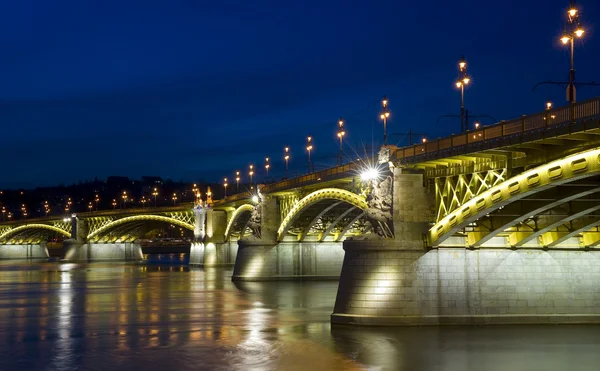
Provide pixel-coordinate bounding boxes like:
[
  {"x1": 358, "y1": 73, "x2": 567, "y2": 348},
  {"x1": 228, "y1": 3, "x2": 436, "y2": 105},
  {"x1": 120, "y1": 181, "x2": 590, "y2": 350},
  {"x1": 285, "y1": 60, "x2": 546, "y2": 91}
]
[
  {"x1": 437, "y1": 176, "x2": 600, "y2": 249},
  {"x1": 281, "y1": 199, "x2": 366, "y2": 242},
  {"x1": 89, "y1": 220, "x2": 194, "y2": 243}
]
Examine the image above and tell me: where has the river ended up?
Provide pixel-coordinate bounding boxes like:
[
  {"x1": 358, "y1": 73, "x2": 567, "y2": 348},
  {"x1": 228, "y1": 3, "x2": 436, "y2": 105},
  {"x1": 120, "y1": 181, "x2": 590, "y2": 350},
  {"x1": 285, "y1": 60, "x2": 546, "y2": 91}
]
[{"x1": 0, "y1": 254, "x2": 599, "y2": 371}]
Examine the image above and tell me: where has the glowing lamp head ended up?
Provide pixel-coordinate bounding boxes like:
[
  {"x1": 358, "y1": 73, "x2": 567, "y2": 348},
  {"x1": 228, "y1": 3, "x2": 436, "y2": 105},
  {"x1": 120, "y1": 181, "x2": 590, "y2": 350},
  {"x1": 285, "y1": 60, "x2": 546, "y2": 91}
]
[
  {"x1": 455, "y1": 80, "x2": 462, "y2": 88},
  {"x1": 474, "y1": 122, "x2": 480, "y2": 129},
  {"x1": 422, "y1": 138, "x2": 427, "y2": 143},
  {"x1": 561, "y1": 35, "x2": 570, "y2": 44},
  {"x1": 568, "y1": 8, "x2": 577, "y2": 17},
  {"x1": 380, "y1": 114, "x2": 385, "y2": 119},
  {"x1": 360, "y1": 167, "x2": 379, "y2": 182},
  {"x1": 458, "y1": 57, "x2": 466, "y2": 70},
  {"x1": 575, "y1": 28, "x2": 584, "y2": 37},
  {"x1": 251, "y1": 195, "x2": 259, "y2": 204},
  {"x1": 462, "y1": 76, "x2": 470, "y2": 85},
  {"x1": 546, "y1": 101, "x2": 552, "y2": 110},
  {"x1": 382, "y1": 96, "x2": 388, "y2": 107}
]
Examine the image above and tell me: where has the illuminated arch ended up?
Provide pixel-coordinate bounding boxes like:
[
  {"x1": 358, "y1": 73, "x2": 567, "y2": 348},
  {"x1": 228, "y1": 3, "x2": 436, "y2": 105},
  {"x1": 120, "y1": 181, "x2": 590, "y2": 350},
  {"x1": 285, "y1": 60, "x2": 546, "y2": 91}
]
[
  {"x1": 277, "y1": 188, "x2": 367, "y2": 241},
  {"x1": 428, "y1": 147, "x2": 600, "y2": 247},
  {"x1": 0, "y1": 224, "x2": 71, "y2": 242},
  {"x1": 224, "y1": 204, "x2": 254, "y2": 241},
  {"x1": 87, "y1": 214, "x2": 194, "y2": 241}
]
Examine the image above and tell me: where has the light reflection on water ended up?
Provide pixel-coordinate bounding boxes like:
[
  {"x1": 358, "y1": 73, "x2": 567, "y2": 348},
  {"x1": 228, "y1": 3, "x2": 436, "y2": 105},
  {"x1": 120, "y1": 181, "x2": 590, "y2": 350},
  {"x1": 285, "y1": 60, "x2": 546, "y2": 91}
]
[{"x1": 0, "y1": 256, "x2": 599, "y2": 371}]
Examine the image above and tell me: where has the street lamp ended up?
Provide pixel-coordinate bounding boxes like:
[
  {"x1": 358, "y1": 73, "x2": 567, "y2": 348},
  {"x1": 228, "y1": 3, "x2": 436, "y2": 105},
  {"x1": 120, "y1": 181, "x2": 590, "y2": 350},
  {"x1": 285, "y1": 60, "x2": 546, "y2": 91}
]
[
  {"x1": 1, "y1": 206, "x2": 5, "y2": 221},
  {"x1": 560, "y1": 0, "x2": 585, "y2": 103},
  {"x1": 455, "y1": 56, "x2": 471, "y2": 133},
  {"x1": 337, "y1": 117, "x2": 345, "y2": 165},
  {"x1": 306, "y1": 136, "x2": 313, "y2": 173},
  {"x1": 88, "y1": 202, "x2": 93, "y2": 211},
  {"x1": 224, "y1": 178, "x2": 228, "y2": 197},
  {"x1": 249, "y1": 164, "x2": 254, "y2": 188},
  {"x1": 380, "y1": 96, "x2": 390, "y2": 145},
  {"x1": 112, "y1": 199, "x2": 117, "y2": 209},
  {"x1": 94, "y1": 194, "x2": 100, "y2": 211},
  {"x1": 152, "y1": 187, "x2": 158, "y2": 207},
  {"x1": 236, "y1": 171, "x2": 240, "y2": 192},
  {"x1": 284, "y1": 147, "x2": 290, "y2": 177},
  {"x1": 172, "y1": 192, "x2": 178, "y2": 205},
  {"x1": 122, "y1": 191, "x2": 128, "y2": 209},
  {"x1": 265, "y1": 157, "x2": 270, "y2": 180},
  {"x1": 192, "y1": 184, "x2": 199, "y2": 203}
]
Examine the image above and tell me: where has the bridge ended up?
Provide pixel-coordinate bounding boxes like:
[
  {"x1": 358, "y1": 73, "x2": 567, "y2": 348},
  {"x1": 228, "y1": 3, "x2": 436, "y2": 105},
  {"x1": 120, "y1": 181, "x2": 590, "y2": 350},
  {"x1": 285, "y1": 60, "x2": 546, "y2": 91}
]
[{"x1": 3, "y1": 97, "x2": 600, "y2": 325}]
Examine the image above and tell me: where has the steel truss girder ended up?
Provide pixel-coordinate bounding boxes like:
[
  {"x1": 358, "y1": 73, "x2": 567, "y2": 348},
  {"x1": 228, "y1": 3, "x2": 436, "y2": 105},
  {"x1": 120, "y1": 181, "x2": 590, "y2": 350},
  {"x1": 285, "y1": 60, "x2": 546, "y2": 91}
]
[
  {"x1": 435, "y1": 168, "x2": 507, "y2": 223},
  {"x1": 87, "y1": 214, "x2": 194, "y2": 242},
  {"x1": 0, "y1": 223, "x2": 71, "y2": 244},
  {"x1": 429, "y1": 147, "x2": 600, "y2": 247},
  {"x1": 318, "y1": 206, "x2": 358, "y2": 242},
  {"x1": 466, "y1": 185, "x2": 600, "y2": 247},
  {"x1": 224, "y1": 204, "x2": 254, "y2": 241},
  {"x1": 277, "y1": 188, "x2": 367, "y2": 241},
  {"x1": 298, "y1": 201, "x2": 343, "y2": 241}
]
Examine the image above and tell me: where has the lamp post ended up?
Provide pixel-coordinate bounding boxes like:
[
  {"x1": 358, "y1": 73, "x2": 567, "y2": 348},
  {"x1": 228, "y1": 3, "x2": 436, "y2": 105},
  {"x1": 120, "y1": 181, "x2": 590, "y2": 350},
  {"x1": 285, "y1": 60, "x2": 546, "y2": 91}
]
[
  {"x1": 380, "y1": 96, "x2": 390, "y2": 145},
  {"x1": 122, "y1": 191, "x2": 128, "y2": 209},
  {"x1": 152, "y1": 187, "x2": 158, "y2": 207},
  {"x1": 265, "y1": 157, "x2": 270, "y2": 180},
  {"x1": 561, "y1": 1, "x2": 585, "y2": 103},
  {"x1": 1, "y1": 206, "x2": 5, "y2": 221},
  {"x1": 249, "y1": 164, "x2": 254, "y2": 187},
  {"x1": 172, "y1": 193, "x2": 178, "y2": 206},
  {"x1": 455, "y1": 56, "x2": 471, "y2": 133},
  {"x1": 306, "y1": 136, "x2": 313, "y2": 173},
  {"x1": 284, "y1": 147, "x2": 290, "y2": 177},
  {"x1": 94, "y1": 194, "x2": 100, "y2": 211},
  {"x1": 112, "y1": 199, "x2": 117, "y2": 209},
  {"x1": 337, "y1": 117, "x2": 345, "y2": 165},
  {"x1": 236, "y1": 171, "x2": 240, "y2": 192},
  {"x1": 224, "y1": 178, "x2": 228, "y2": 197},
  {"x1": 192, "y1": 184, "x2": 199, "y2": 203}
]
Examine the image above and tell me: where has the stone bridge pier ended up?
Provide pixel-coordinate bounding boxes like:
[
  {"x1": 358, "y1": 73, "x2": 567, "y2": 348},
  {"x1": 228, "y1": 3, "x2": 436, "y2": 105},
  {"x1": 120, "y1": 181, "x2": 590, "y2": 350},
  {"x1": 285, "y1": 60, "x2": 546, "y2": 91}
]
[
  {"x1": 332, "y1": 159, "x2": 600, "y2": 325},
  {"x1": 189, "y1": 208, "x2": 237, "y2": 266},
  {"x1": 63, "y1": 217, "x2": 143, "y2": 262},
  {"x1": 232, "y1": 196, "x2": 345, "y2": 281}
]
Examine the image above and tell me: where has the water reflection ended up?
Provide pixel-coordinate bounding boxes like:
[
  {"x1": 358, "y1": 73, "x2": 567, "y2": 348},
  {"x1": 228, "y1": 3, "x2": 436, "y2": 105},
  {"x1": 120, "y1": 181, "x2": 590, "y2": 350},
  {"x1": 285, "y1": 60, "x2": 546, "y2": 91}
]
[{"x1": 0, "y1": 260, "x2": 599, "y2": 370}]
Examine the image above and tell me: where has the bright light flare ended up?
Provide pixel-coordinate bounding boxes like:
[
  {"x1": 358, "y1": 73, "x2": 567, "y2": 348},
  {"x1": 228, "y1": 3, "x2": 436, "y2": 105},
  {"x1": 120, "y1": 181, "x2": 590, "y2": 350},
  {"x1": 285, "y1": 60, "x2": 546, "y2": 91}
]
[
  {"x1": 251, "y1": 195, "x2": 260, "y2": 204},
  {"x1": 360, "y1": 167, "x2": 380, "y2": 182},
  {"x1": 575, "y1": 28, "x2": 584, "y2": 37},
  {"x1": 561, "y1": 35, "x2": 570, "y2": 44}
]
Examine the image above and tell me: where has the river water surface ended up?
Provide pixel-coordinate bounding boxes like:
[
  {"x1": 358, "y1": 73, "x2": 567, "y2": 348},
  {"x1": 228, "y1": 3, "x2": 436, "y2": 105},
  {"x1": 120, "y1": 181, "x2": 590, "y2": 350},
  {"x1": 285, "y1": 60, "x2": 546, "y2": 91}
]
[{"x1": 1, "y1": 254, "x2": 599, "y2": 371}]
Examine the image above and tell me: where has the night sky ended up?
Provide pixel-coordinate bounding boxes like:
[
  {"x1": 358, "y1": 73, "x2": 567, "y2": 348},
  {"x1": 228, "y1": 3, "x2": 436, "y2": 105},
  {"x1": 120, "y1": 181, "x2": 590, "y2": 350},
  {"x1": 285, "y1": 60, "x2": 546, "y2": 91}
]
[{"x1": 0, "y1": 0, "x2": 598, "y2": 189}]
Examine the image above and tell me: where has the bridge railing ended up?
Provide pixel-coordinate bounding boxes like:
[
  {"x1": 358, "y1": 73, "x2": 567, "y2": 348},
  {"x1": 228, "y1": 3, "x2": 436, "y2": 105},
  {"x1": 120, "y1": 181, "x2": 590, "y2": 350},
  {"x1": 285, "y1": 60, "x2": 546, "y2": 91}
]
[
  {"x1": 393, "y1": 97, "x2": 600, "y2": 162},
  {"x1": 260, "y1": 162, "x2": 358, "y2": 194}
]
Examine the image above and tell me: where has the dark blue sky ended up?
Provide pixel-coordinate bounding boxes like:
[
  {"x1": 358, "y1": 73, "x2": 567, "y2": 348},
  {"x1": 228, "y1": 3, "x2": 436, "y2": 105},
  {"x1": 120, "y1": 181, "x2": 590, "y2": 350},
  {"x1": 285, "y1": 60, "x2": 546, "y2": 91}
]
[{"x1": 0, "y1": 0, "x2": 598, "y2": 188}]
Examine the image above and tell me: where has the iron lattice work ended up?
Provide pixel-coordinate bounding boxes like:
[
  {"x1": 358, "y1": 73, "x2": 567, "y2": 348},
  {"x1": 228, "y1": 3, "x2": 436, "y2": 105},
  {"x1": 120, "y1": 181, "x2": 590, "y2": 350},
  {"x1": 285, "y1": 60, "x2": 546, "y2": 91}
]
[
  {"x1": 277, "y1": 188, "x2": 367, "y2": 241},
  {"x1": 86, "y1": 211, "x2": 195, "y2": 242},
  {"x1": 0, "y1": 221, "x2": 71, "y2": 244},
  {"x1": 434, "y1": 169, "x2": 507, "y2": 223},
  {"x1": 278, "y1": 193, "x2": 300, "y2": 224},
  {"x1": 429, "y1": 147, "x2": 600, "y2": 247}
]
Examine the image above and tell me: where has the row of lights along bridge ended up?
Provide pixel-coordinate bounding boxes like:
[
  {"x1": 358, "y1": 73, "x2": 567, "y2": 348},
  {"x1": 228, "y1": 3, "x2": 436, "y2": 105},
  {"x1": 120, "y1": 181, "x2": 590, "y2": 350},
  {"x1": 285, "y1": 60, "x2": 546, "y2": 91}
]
[
  {"x1": 0, "y1": 2, "x2": 588, "y2": 216},
  {"x1": 223, "y1": 0, "x2": 587, "y2": 195}
]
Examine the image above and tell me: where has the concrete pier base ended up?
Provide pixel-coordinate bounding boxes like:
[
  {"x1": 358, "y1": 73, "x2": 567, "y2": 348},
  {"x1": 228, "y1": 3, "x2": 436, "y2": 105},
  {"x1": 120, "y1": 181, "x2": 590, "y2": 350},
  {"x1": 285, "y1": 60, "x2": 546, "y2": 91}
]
[
  {"x1": 232, "y1": 240, "x2": 345, "y2": 281},
  {"x1": 189, "y1": 241, "x2": 237, "y2": 266},
  {"x1": 331, "y1": 240, "x2": 600, "y2": 325},
  {"x1": 63, "y1": 240, "x2": 143, "y2": 262},
  {"x1": 0, "y1": 243, "x2": 49, "y2": 259}
]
